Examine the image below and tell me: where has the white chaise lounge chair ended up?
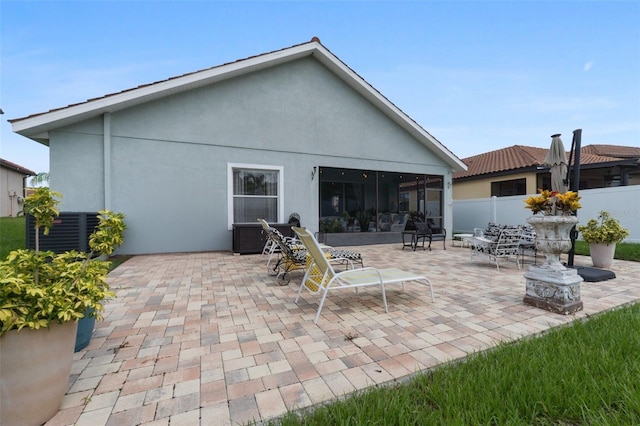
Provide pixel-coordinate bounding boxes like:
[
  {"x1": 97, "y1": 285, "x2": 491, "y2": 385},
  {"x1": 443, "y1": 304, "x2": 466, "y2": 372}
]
[{"x1": 292, "y1": 227, "x2": 435, "y2": 324}]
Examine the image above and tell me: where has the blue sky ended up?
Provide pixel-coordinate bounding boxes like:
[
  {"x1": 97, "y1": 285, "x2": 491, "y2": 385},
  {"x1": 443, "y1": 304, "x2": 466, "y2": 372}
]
[{"x1": 1, "y1": 1, "x2": 639, "y2": 175}]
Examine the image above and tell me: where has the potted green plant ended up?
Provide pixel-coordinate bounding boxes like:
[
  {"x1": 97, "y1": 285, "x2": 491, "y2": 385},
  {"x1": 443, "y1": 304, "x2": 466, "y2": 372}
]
[
  {"x1": 355, "y1": 209, "x2": 372, "y2": 232},
  {"x1": 577, "y1": 210, "x2": 629, "y2": 268},
  {"x1": 75, "y1": 208, "x2": 127, "y2": 351},
  {"x1": 0, "y1": 188, "x2": 125, "y2": 426}
]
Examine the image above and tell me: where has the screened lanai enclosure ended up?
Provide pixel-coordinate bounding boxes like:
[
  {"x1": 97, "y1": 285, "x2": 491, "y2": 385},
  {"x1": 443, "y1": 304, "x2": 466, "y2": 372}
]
[{"x1": 318, "y1": 167, "x2": 444, "y2": 237}]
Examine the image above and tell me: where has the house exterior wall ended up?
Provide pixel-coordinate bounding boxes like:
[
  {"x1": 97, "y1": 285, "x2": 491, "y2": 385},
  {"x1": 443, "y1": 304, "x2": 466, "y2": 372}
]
[
  {"x1": 453, "y1": 172, "x2": 537, "y2": 200},
  {"x1": 50, "y1": 118, "x2": 105, "y2": 210},
  {"x1": 576, "y1": 167, "x2": 640, "y2": 189},
  {"x1": 453, "y1": 179, "x2": 489, "y2": 199},
  {"x1": 49, "y1": 57, "x2": 452, "y2": 254},
  {"x1": 0, "y1": 166, "x2": 27, "y2": 217},
  {"x1": 455, "y1": 165, "x2": 640, "y2": 201}
]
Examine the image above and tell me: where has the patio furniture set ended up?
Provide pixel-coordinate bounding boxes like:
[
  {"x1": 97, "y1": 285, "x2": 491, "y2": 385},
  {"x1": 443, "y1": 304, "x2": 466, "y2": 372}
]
[
  {"x1": 466, "y1": 223, "x2": 538, "y2": 271},
  {"x1": 259, "y1": 218, "x2": 364, "y2": 285},
  {"x1": 257, "y1": 217, "x2": 537, "y2": 324},
  {"x1": 258, "y1": 219, "x2": 435, "y2": 323},
  {"x1": 401, "y1": 219, "x2": 447, "y2": 251}
]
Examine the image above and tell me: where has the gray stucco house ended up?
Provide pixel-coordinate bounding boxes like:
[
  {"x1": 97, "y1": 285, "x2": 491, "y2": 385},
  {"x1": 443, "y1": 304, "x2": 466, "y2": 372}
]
[{"x1": 11, "y1": 38, "x2": 467, "y2": 254}]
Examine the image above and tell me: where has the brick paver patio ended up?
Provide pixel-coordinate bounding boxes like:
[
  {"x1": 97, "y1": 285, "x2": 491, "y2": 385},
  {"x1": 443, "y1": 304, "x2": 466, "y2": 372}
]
[{"x1": 45, "y1": 243, "x2": 640, "y2": 425}]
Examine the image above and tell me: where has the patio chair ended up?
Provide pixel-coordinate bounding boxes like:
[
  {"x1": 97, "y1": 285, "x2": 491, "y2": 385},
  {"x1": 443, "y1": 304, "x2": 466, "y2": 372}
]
[
  {"x1": 519, "y1": 226, "x2": 537, "y2": 264},
  {"x1": 258, "y1": 218, "x2": 301, "y2": 271},
  {"x1": 292, "y1": 226, "x2": 434, "y2": 324},
  {"x1": 470, "y1": 227, "x2": 523, "y2": 272},
  {"x1": 426, "y1": 219, "x2": 447, "y2": 251},
  {"x1": 262, "y1": 223, "x2": 364, "y2": 285},
  {"x1": 401, "y1": 219, "x2": 418, "y2": 250},
  {"x1": 406, "y1": 221, "x2": 430, "y2": 251},
  {"x1": 260, "y1": 223, "x2": 307, "y2": 284},
  {"x1": 259, "y1": 218, "x2": 277, "y2": 255}
]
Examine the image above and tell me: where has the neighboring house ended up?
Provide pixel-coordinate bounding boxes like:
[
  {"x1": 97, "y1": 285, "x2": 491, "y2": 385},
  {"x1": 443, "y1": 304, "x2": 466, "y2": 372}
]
[
  {"x1": 0, "y1": 158, "x2": 35, "y2": 217},
  {"x1": 453, "y1": 144, "x2": 640, "y2": 200},
  {"x1": 10, "y1": 38, "x2": 467, "y2": 254}
]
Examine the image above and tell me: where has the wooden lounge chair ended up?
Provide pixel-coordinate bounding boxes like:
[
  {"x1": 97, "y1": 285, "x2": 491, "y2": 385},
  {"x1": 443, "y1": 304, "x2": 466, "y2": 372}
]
[{"x1": 292, "y1": 227, "x2": 434, "y2": 324}]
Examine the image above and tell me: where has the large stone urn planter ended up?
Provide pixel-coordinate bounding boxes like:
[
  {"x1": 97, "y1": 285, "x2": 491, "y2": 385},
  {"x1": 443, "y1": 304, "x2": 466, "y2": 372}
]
[
  {"x1": 523, "y1": 215, "x2": 584, "y2": 314},
  {"x1": 0, "y1": 321, "x2": 78, "y2": 426}
]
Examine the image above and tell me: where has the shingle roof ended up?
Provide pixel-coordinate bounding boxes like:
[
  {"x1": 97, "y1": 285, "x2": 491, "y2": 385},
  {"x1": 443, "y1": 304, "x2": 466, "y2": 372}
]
[
  {"x1": 453, "y1": 144, "x2": 638, "y2": 180},
  {"x1": 0, "y1": 158, "x2": 36, "y2": 176}
]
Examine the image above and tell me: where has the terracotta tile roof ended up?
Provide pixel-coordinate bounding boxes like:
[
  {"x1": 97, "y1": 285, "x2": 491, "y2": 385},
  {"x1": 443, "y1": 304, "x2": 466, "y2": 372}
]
[
  {"x1": 0, "y1": 158, "x2": 36, "y2": 176},
  {"x1": 453, "y1": 144, "x2": 637, "y2": 180},
  {"x1": 581, "y1": 144, "x2": 640, "y2": 158}
]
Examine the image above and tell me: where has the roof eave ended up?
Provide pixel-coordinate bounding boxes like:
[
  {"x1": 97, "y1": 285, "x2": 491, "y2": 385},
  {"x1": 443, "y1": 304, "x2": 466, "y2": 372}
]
[{"x1": 0, "y1": 159, "x2": 37, "y2": 176}]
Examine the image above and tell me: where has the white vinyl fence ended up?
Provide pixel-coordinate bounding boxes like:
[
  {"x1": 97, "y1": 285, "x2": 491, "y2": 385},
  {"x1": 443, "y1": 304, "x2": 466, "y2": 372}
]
[{"x1": 453, "y1": 186, "x2": 640, "y2": 243}]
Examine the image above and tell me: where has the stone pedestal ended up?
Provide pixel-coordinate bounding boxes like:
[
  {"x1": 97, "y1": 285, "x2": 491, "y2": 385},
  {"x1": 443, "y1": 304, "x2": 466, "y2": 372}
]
[
  {"x1": 523, "y1": 265, "x2": 583, "y2": 314},
  {"x1": 523, "y1": 215, "x2": 583, "y2": 314}
]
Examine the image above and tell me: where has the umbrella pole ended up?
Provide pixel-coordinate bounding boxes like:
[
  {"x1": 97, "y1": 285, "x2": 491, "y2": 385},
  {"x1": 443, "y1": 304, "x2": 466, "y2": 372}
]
[{"x1": 567, "y1": 129, "x2": 582, "y2": 267}]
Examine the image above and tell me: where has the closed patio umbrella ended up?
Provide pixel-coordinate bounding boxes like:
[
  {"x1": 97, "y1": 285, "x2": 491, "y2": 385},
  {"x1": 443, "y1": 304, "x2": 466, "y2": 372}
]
[{"x1": 545, "y1": 133, "x2": 568, "y2": 193}]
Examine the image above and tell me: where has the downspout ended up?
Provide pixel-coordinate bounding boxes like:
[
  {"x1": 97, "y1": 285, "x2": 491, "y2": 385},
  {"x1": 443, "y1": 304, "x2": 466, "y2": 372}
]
[{"x1": 103, "y1": 113, "x2": 112, "y2": 210}]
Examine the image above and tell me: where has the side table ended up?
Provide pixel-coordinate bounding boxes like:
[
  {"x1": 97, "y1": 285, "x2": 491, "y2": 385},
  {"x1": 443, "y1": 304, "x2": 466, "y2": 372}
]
[{"x1": 452, "y1": 233, "x2": 473, "y2": 247}]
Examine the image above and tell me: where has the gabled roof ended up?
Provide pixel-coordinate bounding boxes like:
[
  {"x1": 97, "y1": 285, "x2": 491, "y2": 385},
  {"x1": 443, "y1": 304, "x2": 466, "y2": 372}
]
[
  {"x1": 0, "y1": 158, "x2": 36, "y2": 176},
  {"x1": 454, "y1": 144, "x2": 638, "y2": 180},
  {"x1": 10, "y1": 37, "x2": 467, "y2": 172}
]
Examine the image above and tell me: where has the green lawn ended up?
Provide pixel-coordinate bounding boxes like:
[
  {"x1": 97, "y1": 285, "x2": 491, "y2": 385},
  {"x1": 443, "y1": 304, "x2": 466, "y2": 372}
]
[
  {"x1": 0, "y1": 216, "x2": 131, "y2": 269},
  {"x1": 574, "y1": 240, "x2": 640, "y2": 262},
  {"x1": 0, "y1": 216, "x2": 26, "y2": 259},
  {"x1": 268, "y1": 303, "x2": 640, "y2": 425}
]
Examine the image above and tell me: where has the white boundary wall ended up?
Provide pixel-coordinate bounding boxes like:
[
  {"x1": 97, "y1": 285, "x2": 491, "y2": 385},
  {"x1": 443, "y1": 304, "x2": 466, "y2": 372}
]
[{"x1": 453, "y1": 186, "x2": 640, "y2": 243}]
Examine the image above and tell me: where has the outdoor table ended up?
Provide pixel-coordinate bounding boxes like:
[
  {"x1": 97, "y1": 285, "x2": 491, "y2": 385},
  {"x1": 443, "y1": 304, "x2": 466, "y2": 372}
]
[{"x1": 452, "y1": 233, "x2": 473, "y2": 247}]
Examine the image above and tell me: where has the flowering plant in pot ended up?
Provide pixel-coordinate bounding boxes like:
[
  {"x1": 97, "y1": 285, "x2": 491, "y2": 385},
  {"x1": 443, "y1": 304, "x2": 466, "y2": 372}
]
[
  {"x1": 577, "y1": 211, "x2": 629, "y2": 268},
  {"x1": 523, "y1": 189, "x2": 581, "y2": 271},
  {"x1": 0, "y1": 187, "x2": 125, "y2": 426},
  {"x1": 523, "y1": 188, "x2": 584, "y2": 314},
  {"x1": 524, "y1": 189, "x2": 581, "y2": 216}
]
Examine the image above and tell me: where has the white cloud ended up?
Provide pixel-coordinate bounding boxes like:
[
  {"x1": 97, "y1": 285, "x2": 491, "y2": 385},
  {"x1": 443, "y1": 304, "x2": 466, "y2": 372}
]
[{"x1": 583, "y1": 61, "x2": 593, "y2": 72}]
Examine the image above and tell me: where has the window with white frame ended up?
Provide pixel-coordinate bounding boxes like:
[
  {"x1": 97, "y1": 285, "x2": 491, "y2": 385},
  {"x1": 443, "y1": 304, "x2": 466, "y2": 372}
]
[{"x1": 228, "y1": 163, "x2": 284, "y2": 228}]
